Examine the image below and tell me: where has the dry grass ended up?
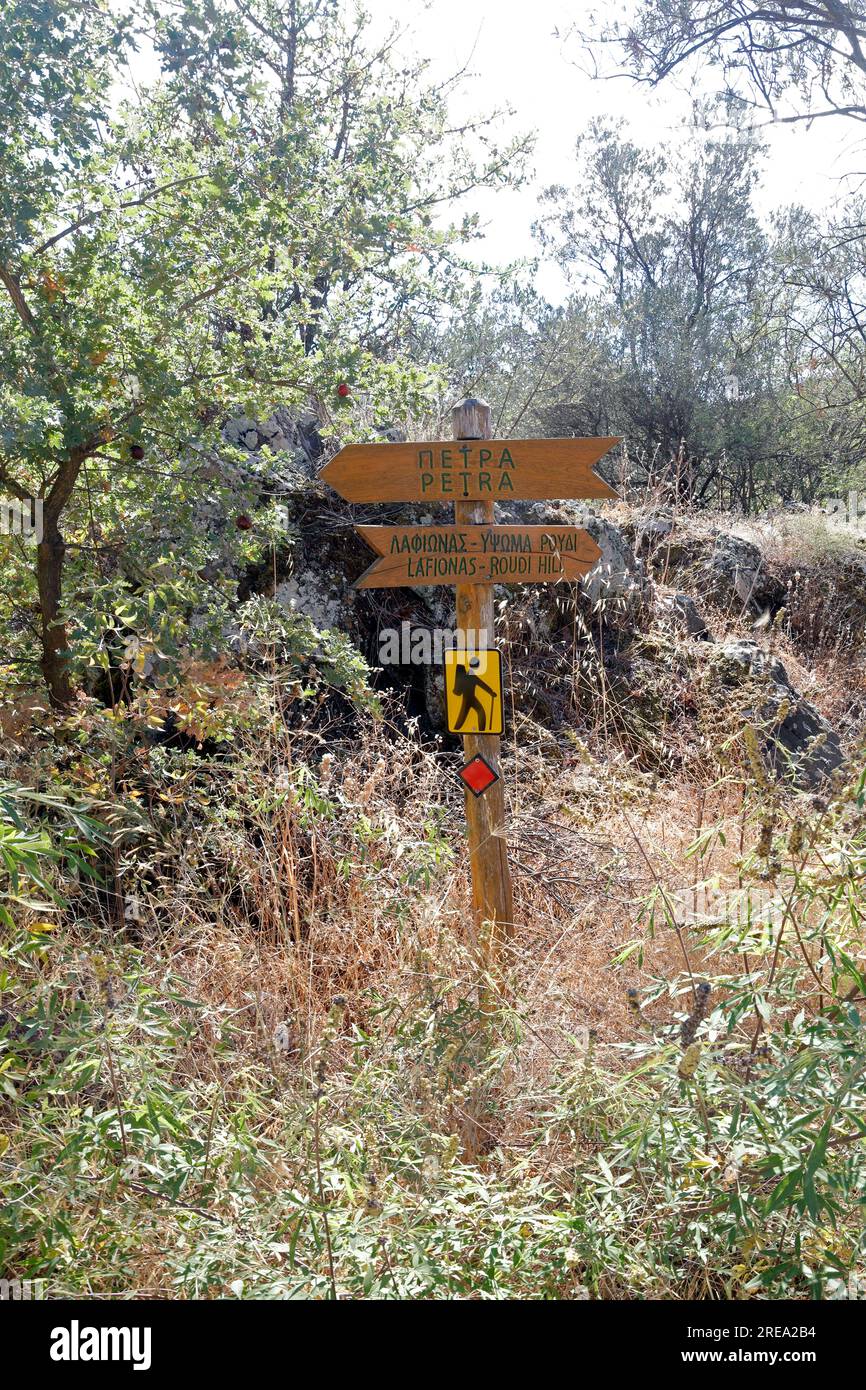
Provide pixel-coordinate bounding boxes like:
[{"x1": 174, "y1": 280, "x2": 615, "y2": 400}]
[
  {"x1": 3, "y1": 501, "x2": 864, "y2": 1297},
  {"x1": 94, "y1": 686, "x2": 805, "y2": 1129}
]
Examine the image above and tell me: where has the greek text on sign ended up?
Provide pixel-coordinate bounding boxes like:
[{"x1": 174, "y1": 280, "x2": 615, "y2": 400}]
[
  {"x1": 355, "y1": 525, "x2": 601, "y2": 588},
  {"x1": 444, "y1": 648, "x2": 503, "y2": 736},
  {"x1": 319, "y1": 437, "x2": 620, "y2": 502}
]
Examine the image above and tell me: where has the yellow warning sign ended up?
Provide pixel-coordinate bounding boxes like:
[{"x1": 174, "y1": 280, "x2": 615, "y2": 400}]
[{"x1": 444, "y1": 648, "x2": 503, "y2": 735}]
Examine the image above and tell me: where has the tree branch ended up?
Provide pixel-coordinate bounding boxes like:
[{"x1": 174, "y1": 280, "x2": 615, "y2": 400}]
[{"x1": 0, "y1": 263, "x2": 36, "y2": 330}]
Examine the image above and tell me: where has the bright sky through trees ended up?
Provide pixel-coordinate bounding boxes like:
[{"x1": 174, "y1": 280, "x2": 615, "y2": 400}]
[{"x1": 365, "y1": 0, "x2": 866, "y2": 299}]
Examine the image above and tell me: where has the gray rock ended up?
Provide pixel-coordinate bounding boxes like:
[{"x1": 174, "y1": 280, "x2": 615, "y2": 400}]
[
  {"x1": 704, "y1": 534, "x2": 783, "y2": 613},
  {"x1": 375, "y1": 422, "x2": 406, "y2": 443},
  {"x1": 650, "y1": 530, "x2": 784, "y2": 616},
  {"x1": 223, "y1": 408, "x2": 325, "y2": 479},
  {"x1": 487, "y1": 501, "x2": 648, "y2": 635},
  {"x1": 422, "y1": 662, "x2": 447, "y2": 730},
  {"x1": 702, "y1": 534, "x2": 784, "y2": 614},
  {"x1": 635, "y1": 510, "x2": 675, "y2": 550},
  {"x1": 222, "y1": 415, "x2": 257, "y2": 446},
  {"x1": 709, "y1": 639, "x2": 844, "y2": 788},
  {"x1": 416, "y1": 586, "x2": 459, "y2": 633},
  {"x1": 274, "y1": 571, "x2": 345, "y2": 631},
  {"x1": 575, "y1": 507, "x2": 649, "y2": 618},
  {"x1": 658, "y1": 591, "x2": 711, "y2": 640}
]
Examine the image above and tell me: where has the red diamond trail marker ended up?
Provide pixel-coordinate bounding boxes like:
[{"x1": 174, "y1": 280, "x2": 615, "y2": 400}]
[{"x1": 459, "y1": 754, "x2": 500, "y2": 798}]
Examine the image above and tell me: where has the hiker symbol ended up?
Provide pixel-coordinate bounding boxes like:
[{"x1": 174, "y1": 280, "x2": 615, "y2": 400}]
[{"x1": 443, "y1": 649, "x2": 503, "y2": 736}]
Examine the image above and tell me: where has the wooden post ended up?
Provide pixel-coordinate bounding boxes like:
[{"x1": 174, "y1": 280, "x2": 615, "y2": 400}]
[{"x1": 452, "y1": 398, "x2": 514, "y2": 945}]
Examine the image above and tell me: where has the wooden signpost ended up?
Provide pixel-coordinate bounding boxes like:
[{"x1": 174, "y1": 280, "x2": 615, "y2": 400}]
[
  {"x1": 354, "y1": 525, "x2": 602, "y2": 589},
  {"x1": 319, "y1": 435, "x2": 619, "y2": 503},
  {"x1": 320, "y1": 399, "x2": 620, "y2": 952}
]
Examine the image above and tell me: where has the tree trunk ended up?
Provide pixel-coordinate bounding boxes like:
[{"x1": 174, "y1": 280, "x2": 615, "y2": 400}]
[{"x1": 36, "y1": 518, "x2": 74, "y2": 708}]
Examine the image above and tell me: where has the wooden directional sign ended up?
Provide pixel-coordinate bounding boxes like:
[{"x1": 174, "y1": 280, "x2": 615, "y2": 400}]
[
  {"x1": 319, "y1": 437, "x2": 620, "y2": 502},
  {"x1": 354, "y1": 524, "x2": 601, "y2": 588}
]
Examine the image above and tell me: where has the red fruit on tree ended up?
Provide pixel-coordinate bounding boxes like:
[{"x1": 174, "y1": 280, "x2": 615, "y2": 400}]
[
  {"x1": 337, "y1": 382, "x2": 351, "y2": 398},
  {"x1": 130, "y1": 443, "x2": 145, "y2": 460},
  {"x1": 235, "y1": 515, "x2": 253, "y2": 530}
]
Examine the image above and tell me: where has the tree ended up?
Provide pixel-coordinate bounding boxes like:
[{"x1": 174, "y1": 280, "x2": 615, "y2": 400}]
[
  {"x1": 1, "y1": 2, "x2": 302, "y2": 704},
  {"x1": 771, "y1": 201, "x2": 866, "y2": 487},
  {"x1": 534, "y1": 118, "x2": 785, "y2": 503},
  {"x1": 573, "y1": 1, "x2": 866, "y2": 126},
  {"x1": 0, "y1": 0, "x2": 528, "y2": 707},
  {"x1": 567, "y1": 5, "x2": 866, "y2": 500},
  {"x1": 417, "y1": 278, "x2": 620, "y2": 440},
  {"x1": 146, "y1": 0, "x2": 530, "y2": 359}
]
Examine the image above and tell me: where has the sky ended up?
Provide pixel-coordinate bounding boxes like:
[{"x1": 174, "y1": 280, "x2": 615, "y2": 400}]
[{"x1": 365, "y1": 0, "x2": 866, "y2": 301}]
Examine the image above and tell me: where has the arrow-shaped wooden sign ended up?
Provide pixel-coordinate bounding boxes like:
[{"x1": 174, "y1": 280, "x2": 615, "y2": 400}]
[
  {"x1": 319, "y1": 437, "x2": 620, "y2": 502},
  {"x1": 354, "y1": 525, "x2": 602, "y2": 588}
]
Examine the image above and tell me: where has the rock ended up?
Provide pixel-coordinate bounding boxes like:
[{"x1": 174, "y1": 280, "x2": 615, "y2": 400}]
[
  {"x1": 222, "y1": 415, "x2": 257, "y2": 446},
  {"x1": 658, "y1": 591, "x2": 711, "y2": 640},
  {"x1": 274, "y1": 571, "x2": 345, "y2": 631},
  {"x1": 657, "y1": 530, "x2": 785, "y2": 616},
  {"x1": 375, "y1": 422, "x2": 406, "y2": 443},
  {"x1": 223, "y1": 408, "x2": 326, "y2": 479},
  {"x1": 708, "y1": 639, "x2": 844, "y2": 788},
  {"x1": 704, "y1": 534, "x2": 785, "y2": 613},
  {"x1": 576, "y1": 508, "x2": 649, "y2": 618},
  {"x1": 634, "y1": 509, "x2": 674, "y2": 552},
  {"x1": 485, "y1": 502, "x2": 648, "y2": 645},
  {"x1": 415, "y1": 585, "x2": 460, "y2": 636},
  {"x1": 422, "y1": 662, "x2": 447, "y2": 730}
]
